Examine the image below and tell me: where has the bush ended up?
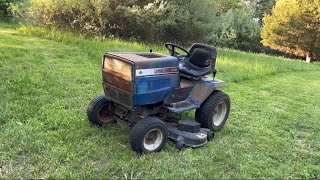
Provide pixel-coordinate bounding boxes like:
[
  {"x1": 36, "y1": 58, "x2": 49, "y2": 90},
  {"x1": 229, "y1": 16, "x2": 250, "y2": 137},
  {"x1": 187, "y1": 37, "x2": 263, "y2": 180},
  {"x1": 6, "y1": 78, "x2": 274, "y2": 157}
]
[
  {"x1": 154, "y1": 0, "x2": 216, "y2": 43},
  {"x1": 208, "y1": 8, "x2": 260, "y2": 51},
  {"x1": 0, "y1": 0, "x2": 22, "y2": 21},
  {"x1": 25, "y1": 0, "x2": 217, "y2": 44},
  {"x1": 13, "y1": 0, "x2": 266, "y2": 52},
  {"x1": 27, "y1": 0, "x2": 110, "y2": 36}
]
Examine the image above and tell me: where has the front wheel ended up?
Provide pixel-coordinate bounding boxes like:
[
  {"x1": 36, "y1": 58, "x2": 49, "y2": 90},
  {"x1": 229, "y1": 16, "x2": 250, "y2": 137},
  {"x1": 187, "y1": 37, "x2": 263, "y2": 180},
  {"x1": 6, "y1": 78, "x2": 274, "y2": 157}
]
[
  {"x1": 130, "y1": 117, "x2": 168, "y2": 154},
  {"x1": 195, "y1": 90, "x2": 230, "y2": 131},
  {"x1": 87, "y1": 94, "x2": 115, "y2": 126}
]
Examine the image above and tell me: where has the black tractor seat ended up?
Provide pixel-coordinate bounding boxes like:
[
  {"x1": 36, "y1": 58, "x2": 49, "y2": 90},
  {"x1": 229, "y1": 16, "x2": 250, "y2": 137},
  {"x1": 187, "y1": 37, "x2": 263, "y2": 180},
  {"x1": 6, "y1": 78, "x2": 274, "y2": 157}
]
[{"x1": 179, "y1": 43, "x2": 217, "y2": 79}]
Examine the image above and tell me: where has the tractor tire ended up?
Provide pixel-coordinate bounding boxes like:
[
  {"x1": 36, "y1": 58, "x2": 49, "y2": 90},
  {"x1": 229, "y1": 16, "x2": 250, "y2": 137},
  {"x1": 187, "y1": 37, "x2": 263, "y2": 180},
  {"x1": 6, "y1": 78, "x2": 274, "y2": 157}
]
[
  {"x1": 195, "y1": 90, "x2": 230, "y2": 131},
  {"x1": 130, "y1": 117, "x2": 168, "y2": 154},
  {"x1": 87, "y1": 94, "x2": 115, "y2": 126}
]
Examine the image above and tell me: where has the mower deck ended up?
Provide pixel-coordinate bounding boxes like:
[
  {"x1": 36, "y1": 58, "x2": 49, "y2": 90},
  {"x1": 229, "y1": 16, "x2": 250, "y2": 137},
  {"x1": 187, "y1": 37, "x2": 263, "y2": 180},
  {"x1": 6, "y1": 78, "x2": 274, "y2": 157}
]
[{"x1": 166, "y1": 120, "x2": 214, "y2": 149}]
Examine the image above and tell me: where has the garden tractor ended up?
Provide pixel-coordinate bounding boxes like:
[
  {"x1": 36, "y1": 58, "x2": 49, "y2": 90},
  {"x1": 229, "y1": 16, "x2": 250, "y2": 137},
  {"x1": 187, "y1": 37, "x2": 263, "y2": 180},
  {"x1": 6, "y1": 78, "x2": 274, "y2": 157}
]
[{"x1": 87, "y1": 43, "x2": 231, "y2": 154}]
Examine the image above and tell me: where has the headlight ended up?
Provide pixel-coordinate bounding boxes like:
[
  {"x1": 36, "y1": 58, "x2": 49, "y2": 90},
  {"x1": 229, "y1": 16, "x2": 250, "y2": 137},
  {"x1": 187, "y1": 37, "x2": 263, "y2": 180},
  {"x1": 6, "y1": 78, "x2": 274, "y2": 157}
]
[{"x1": 103, "y1": 57, "x2": 132, "y2": 81}]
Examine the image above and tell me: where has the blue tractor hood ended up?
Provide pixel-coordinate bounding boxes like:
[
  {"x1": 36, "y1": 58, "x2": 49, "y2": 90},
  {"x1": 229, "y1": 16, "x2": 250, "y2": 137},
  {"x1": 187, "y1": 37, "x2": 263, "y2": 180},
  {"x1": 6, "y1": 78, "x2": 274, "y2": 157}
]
[{"x1": 103, "y1": 52, "x2": 180, "y2": 108}]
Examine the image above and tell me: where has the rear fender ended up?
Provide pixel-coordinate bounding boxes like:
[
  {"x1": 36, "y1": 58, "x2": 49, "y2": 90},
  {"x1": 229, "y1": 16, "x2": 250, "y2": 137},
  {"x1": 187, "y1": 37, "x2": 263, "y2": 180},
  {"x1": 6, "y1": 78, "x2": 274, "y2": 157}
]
[{"x1": 188, "y1": 79, "x2": 226, "y2": 105}]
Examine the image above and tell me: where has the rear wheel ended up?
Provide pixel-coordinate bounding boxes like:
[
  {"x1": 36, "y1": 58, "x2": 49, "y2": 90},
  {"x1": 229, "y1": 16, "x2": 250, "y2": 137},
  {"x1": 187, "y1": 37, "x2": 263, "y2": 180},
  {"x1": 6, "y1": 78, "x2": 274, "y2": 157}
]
[
  {"x1": 195, "y1": 90, "x2": 230, "y2": 131},
  {"x1": 130, "y1": 117, "x2": 168, "y2": 154},
  {"x1": 87, "y1": 94, "x2": 115, "y2": 126}
]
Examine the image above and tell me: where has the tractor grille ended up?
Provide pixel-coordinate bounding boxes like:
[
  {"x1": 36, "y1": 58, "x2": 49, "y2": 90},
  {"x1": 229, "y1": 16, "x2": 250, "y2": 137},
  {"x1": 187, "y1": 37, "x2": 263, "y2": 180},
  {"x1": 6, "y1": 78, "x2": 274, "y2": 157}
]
[{"x1": 104, "y1": 84, "x2": 133, "y2": 109}]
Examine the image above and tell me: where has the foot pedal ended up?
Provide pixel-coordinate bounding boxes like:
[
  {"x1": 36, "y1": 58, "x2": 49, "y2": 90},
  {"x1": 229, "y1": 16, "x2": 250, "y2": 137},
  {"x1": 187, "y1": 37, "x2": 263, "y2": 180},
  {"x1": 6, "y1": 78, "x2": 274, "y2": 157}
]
[
  {"x1": 165, "y1": 99, "x2": 200, "y2": 113},
  {"x1": 172, "y1": 100, "x2": 192, "y2": 108}
]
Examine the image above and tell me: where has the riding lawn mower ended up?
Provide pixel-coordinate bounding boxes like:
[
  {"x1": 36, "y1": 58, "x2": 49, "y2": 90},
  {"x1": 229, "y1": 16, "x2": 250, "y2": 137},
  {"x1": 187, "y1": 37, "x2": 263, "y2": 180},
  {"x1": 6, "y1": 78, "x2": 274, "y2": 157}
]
[{"x1": 87, "y1": 43, "x2": 231, "y2": 154}]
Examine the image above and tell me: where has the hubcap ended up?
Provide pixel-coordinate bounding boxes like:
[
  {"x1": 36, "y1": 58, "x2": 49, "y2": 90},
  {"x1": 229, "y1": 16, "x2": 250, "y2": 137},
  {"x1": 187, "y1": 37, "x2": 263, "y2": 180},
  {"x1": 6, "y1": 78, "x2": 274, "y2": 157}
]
[
  {"x1": 212, "y1": 101, "x2": 227, "y2": 127},
  {"x1": 143, "y1": 128, "x2": 163, "y2": 151},
  {"x1": 97, "y1": 105, "x2": 112, "y2": 123}
]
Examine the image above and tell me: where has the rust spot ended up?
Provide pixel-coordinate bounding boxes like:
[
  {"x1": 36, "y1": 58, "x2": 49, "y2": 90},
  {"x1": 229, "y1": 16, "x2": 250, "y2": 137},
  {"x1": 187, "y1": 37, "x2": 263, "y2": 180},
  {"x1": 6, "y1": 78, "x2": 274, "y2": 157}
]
[
  {"x1": 98, "y1": 105, "x2": 112, "y2": 123},
  {"x1": 102, "y1": 72, "x2": 133, "y2": 93}
]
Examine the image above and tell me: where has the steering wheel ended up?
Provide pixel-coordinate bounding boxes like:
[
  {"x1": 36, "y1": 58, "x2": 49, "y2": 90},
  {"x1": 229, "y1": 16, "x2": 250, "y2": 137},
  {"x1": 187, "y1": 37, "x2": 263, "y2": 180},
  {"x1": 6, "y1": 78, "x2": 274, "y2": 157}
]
[{"x1": 165, "y1": 43, "x2": 190, "y2": 60}]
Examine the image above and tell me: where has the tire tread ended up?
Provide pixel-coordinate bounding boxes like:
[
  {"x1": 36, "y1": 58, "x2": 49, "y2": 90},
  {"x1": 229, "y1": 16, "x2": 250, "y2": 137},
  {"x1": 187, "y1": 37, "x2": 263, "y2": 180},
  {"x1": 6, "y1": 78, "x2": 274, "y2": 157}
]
[
  {"x1": 87, "y1": 94, "x2": 110, "y2": 126},
  {"x1": 130, "y1": 117, "x2": 168, "y2": 154},
  {"x1": 195, "y1": 90, "x2": 230, "y2": 131}
]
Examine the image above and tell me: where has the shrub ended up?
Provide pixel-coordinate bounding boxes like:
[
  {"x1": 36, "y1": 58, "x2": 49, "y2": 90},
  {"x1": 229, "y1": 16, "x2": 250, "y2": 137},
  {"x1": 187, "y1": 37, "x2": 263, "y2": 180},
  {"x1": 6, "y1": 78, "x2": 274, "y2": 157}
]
[
  {"x1": 0, "y1": 0, "x2": 22, "y2": 21},
  {"x1": 28, "y1": 0, "x2": 111, "y2": 36},
  {"x1": 208, "y1": 8, "x2": 260, "y2": 51},
  {"x1": 14, "y1": 0, "x2": 267, "y2": 53},
  {"x1": 25, "y1": 0, "x2": 217, "y2": 44}
]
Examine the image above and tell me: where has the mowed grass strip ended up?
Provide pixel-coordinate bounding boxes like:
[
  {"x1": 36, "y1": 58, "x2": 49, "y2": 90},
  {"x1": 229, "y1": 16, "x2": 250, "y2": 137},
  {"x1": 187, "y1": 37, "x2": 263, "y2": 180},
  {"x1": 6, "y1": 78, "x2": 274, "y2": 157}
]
[{"x1": 0, "y1": 23, "x2": 319, "y2": 179}]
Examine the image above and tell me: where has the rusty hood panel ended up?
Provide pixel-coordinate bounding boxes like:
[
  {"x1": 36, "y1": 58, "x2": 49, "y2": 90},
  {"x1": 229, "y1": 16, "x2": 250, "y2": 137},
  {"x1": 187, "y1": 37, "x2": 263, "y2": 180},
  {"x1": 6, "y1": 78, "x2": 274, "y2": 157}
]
[{"x1": 105, "y1": 52, "x2": 179, "y2": 69}]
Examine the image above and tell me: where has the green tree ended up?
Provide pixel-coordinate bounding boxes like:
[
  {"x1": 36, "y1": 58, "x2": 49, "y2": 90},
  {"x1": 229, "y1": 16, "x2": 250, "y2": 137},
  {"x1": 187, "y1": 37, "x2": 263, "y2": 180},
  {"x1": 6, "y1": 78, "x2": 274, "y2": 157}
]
[
  {"x1": 211, "y1": 0, "x2": 239, "y2": 15},
  {"x1": 261, "y1": 0, "x2": 320, "y2": 62}
]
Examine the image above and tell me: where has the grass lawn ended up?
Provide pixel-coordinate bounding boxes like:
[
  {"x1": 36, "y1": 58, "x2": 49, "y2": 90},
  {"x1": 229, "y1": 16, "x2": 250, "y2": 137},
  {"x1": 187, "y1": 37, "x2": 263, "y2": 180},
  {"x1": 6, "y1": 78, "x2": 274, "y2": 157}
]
[{"x1": 0, "y1": 22, "x2": 320, "y2": 179}]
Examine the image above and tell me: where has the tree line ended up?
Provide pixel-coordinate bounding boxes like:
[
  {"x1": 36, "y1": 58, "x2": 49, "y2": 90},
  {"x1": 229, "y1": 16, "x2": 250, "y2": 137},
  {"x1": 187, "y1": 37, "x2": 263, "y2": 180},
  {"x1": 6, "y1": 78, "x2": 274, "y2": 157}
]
[{"x1": 1, "y1": 0, "x2": 319, "y2": 62}]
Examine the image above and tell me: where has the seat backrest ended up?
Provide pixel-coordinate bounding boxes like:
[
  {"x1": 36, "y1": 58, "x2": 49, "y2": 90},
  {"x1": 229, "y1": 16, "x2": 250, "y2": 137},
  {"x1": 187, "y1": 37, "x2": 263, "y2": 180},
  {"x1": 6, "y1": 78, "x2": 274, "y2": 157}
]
[
  {"x1": 188, "y1": 43, "x2": 217, "y2": 68},
  {"x1": 188, "y1": 48, "x2": 211, "y2": 67}
]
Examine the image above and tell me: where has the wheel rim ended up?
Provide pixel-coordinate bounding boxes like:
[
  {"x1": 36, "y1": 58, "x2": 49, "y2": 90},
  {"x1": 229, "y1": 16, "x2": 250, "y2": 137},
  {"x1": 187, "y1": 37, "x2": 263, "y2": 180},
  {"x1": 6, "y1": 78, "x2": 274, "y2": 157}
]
[
  {"x1": 143, "y1": 128, "x2": 163, "y2": 151},
  {"x1": 97, "y1": 104, "x2": 112, "y2": 123},
  {"x1": 212, "y1": 101, "x2": 227, "y2": 126}
]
